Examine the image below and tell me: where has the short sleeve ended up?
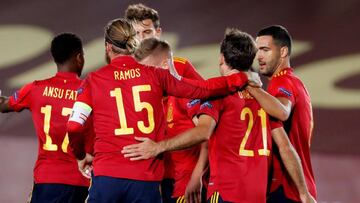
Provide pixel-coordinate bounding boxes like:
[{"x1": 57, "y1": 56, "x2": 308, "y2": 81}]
[
  {"x1": 76, "y1": 76, "x2": 93, "y2": 107},
  {"x1": 8, "y1": 82, "x2": 34, "y2": 111},
  {"x1": 184, "y1": 99, "x2": 201, "y2": 119},
  {"x1": 196, "y1": 99, "x2": 222, "y2": 123},
  {"x1": 269, "y1": 116, "x2": 284, "y2": 130},
  {"x1": 267, "y1": 77, "x2": 295, "y2": 105}
]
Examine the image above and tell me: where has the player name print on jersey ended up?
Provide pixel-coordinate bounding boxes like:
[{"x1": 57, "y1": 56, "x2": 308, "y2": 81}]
[
  {"x1": 114, "y1": 68, "x2": 141, "y2": 80},
  {"x1": 42, "y1": 86, "x2": 78, "y2": 101}
]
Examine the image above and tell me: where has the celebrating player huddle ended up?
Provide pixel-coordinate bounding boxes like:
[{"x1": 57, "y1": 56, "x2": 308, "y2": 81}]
[{"x1": 0, "y1": 3, "x2": 317, "y2": 203}]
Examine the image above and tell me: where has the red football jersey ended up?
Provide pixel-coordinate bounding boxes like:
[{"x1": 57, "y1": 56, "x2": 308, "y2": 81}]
[
  {"x1": 267, "y1": 67, "x2": 317, "y2": 201},
  {"x1": 198, "y1": 89, "x2": 272, "y2": 203},
  {"x1": 164, "y1": 57, "x2": 204, "y2": 197},
  {"x1": 8, "y1": 72, "x2": 89, "y2": 186},
  {"x1": 75, "y1": 56, "x2": 248, "y2": 181}
]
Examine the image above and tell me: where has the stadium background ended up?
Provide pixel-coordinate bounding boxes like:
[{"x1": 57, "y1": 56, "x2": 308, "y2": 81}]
[{"x1": 0, "y1": 0, "x2": 359, "y2": 202}]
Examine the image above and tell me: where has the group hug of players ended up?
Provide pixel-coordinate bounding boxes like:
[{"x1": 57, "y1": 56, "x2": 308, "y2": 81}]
[{"x1": 0, "y1": 3, "x2": 318, "y2": 203}]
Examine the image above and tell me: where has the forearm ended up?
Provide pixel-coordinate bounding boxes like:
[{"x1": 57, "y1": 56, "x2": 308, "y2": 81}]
[
  {"x1": 192, "y1": 142, "x2": 209, "y2": 177},
  {"x1": 246, "y1": 87, "x2": 289, "y2": 121},
  {"x1": 279, "y1": 145, "x2": 309, "y2": 195},
  {"x1": 69, "y1": 134, "x2": 86, "y2": 160},
  {"x1": 158, "y1": 126, "x2": 210, "y2": 153}
]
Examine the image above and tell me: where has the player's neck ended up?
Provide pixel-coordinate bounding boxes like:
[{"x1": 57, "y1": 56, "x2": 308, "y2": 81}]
[
  {"x1": 57, "y1": 65, "x2": 80, "y2": 76},
  {"x1": 223, "y1": 69, "x2": 240, "y2": 76},
  {"x1": 271, "y1": 58, "x2": 290, "y2": 79},
  {"x1": 109, "y1": 52, "x2": 128, "y2": 62}
]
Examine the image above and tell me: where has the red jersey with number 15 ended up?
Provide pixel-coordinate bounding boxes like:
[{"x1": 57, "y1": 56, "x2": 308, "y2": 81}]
[
  {"x1": 74, "y1": 56, "x2": 248, "y2": 182},
  {"x1": 267, "y1": 67, "x2": 317, "y2": 202},
  {"x1": 198, "y1": 89, "x2": 272, "y2": 203},
  {"x1": 8, "y1": 72, "x2": 89, "y2": 186}
]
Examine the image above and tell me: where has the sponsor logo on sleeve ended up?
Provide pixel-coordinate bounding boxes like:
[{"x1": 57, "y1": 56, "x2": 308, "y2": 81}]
[
  {"x1": 279, "y1": 87, "x2": 292, "y2": 97},
  {"x1": 76, "y1": 87, "x2": 84, "y2": 95},
  {"x1": 187, "y1": 99, "x2": 201, "y2": 108},
  {"x1": 200, "y1": 101, "x2": 213, "y2": 109}
]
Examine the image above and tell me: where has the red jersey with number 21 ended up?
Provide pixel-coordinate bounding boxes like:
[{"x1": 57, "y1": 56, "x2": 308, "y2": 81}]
[
  {"x1": 8, "y1": 72, "x2": 89, "y2": 186},
  {"x1": 198, "y1": 89, "x2": 272, "y2": 203}
]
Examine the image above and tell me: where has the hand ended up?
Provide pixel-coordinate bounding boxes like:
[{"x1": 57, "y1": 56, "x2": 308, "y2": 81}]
[
  {"x1": 185, "y1": 173, "x2": 202, "y2": 203},
  {"x1": 300, "y1": 192, "x2": 317, "y2": 203},
  {"x1": 77, "y1": 153, "x2": 94, "y2": 179},
  {"x1": 121, "y1": 137, "x2": 162, "y2": 161},
  {"x1": 245, "y1": 71, "x2": 262, "y2": 88}
]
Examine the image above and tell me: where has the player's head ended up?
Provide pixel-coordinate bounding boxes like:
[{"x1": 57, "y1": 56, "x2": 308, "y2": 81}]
[
  {"x1": 256, "y1": 25, "x2": 292, "y2": 77},
  {"x1": 219, "y1": 28, "x2": 257, "y2": 76},
  {"x1": 51, "y1": 33, "x2": 84, "y2": 76},
  {"x1": 134, "y1": 37, "x2": 171, "y2": 69},
  {"x1": 104, "y1": 18, "x2": 138, "y2": 63},
  {"x1": 125, "y1": 3, "x2": 162, "y2": 41}
]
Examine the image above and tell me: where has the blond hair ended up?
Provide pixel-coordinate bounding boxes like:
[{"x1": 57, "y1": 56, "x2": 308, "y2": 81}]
[
  {"x1": 104, "y1": 18, "x2": 138, "y2": 55},
  {"x1": 134, "y1": 38, "x2": 170, "y2": 61}
]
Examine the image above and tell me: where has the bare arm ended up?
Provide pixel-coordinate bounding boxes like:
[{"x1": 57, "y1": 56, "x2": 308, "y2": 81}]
[
  {"x1": 271, "y1": 127, "x2": 316, "y2": 203},
  {"x1": 246, "y1": 86, "x2": 291, "y2": 121},
  {"x1": 122, "y1": 114, "x2": 216, "y2": 161},
  {"x1": 185, "y1": 141, "x2": 209, "y2": 203}
]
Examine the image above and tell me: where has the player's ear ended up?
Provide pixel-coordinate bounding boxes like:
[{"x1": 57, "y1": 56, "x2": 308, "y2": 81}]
[
  {"x1": 219, "y1": 54, "x2": 225, "y2": 65},
  {"x1": 105, "y1": 42, "x2": 112, "y2": 53},
  {"x1": 155, "y1": 27, "x2": 162, "y2": 38},
  {"x1": 76, "y1": 52, "x2": 84, "y2": 67},
  {"x1": 280, "y1": 46, "x2": 289, "y2": 58}
]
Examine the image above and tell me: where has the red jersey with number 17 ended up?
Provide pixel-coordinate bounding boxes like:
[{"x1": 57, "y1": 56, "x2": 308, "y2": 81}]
[
  {"x1": 8, "y1": 72, "x2": 89, "y2": 186},
  {"x1": 164, "y1": 57, "x2": 204, "y2": 197},
  {"x1": 74, "y1": 56, "x2": 248, "y2": 181},
  {"x1": 198, "y1": 89, "x2": 272, "y2": 203},
  {"x1": 267, "y1": 67, "x2": 317, "y2": 202}
]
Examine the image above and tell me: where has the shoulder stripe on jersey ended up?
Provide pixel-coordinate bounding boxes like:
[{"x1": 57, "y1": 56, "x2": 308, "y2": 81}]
[{"x1": 173, "y1": 56, "x2": 187, "y2": 64}]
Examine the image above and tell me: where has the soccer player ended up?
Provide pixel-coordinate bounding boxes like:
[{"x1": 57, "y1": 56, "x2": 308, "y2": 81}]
[
  {"x1": 134, "y1": 38, "x2": 208, "y2": 203},
  {"x1": 0, "y1": 33, "x2": 90, "y2": 203},
  {"x1": 246, "y1": 25, "x2": 317, "y2": 203},
  {"x1": 66, "y1": 18, "x2": 260, "y2": 203},
  {"x1": 122, "y1": 28, "x2": 315, "y2": 203},
  {"x1": 126, "y1": 4, "x2": 209, "y2": 202}
]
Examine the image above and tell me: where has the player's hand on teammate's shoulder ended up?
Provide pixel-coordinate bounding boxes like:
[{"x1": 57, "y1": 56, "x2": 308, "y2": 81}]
[
  {"x1": 121, "y1": 137, "x2": 162, "y2": 161},
  {"x1": 245, "y1": 71, "x2": 262, "y2": 88},
  {"x1": 77, "y1": 153, "x2": 94, "y2": 179}
]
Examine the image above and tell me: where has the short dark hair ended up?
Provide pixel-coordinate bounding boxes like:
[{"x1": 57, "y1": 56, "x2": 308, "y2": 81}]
[
  {"x1": 220, "y1": 28, "x2": 257, "y2": 71},
  {"x1": 257, "y1": 25, "x2": 292, "y2": 55},
  {"x1": 134, "y1": 38, "x2": 170, "y2": 61},
  {"x1": 50, "y1": 33, "x2": 83, "y2": 64},
  {"x1": 125, "y1": 4, "x2": 160, "y2": 28}
]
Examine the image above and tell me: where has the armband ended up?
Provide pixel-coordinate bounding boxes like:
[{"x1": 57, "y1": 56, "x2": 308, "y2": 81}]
[{"x1": 69, "y1": 102, "x2": 92, "y2": 125}]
